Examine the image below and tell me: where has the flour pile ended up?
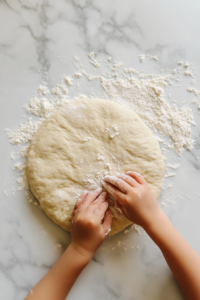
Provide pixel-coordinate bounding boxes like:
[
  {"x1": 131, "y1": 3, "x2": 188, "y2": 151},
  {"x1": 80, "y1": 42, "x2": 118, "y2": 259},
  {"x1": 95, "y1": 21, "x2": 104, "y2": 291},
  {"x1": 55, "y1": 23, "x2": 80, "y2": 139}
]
[
  {"x1": 99, "y1": 76, "x2": 194, "y2": 155},
  {"x1": 4, "y1": 53, "x2": 197, "y2": 201}
]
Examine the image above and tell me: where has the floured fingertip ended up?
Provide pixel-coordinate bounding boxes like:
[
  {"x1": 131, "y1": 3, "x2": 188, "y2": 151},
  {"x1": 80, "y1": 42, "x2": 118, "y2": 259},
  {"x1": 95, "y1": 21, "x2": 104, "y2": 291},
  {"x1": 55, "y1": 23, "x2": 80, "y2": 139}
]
[
  {"x1": 82, "y1": 190, "x2": 88, "y2": 196},
  {"x1": 104, "y1": 227, "x2": 111, "y2": 236},
  {"x1": 126, "y1": 171, "x2": 141, "y2": 176},
  {"x1": 95, "y1": 187, "x2": 103, "y2": 193}
]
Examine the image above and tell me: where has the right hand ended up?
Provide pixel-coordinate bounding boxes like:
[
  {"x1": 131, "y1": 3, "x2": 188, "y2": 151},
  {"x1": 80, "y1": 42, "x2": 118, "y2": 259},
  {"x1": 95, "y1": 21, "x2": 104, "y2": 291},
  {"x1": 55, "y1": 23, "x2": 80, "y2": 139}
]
[{"x1": 102, "y1": 171, "x2": 161, "y2": 230}]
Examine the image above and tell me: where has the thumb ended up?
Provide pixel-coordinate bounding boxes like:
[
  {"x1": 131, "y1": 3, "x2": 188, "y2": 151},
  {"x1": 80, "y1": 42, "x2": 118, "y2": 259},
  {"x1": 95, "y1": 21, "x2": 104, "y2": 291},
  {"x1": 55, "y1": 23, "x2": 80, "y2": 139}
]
[
  {"x1": 73, "y1": 191, "x2": 88, "y2": 216},
  {"x1": 102, "y1": 209, "x2": 112, "y2": 236}
]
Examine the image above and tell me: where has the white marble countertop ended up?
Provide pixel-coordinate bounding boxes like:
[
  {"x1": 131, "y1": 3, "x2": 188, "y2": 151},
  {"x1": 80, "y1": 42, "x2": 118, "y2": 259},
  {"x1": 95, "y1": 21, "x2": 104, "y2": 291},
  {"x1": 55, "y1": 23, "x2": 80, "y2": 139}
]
[{"x1": 1, "y1": 1, "x2": 200, "y2": 300}]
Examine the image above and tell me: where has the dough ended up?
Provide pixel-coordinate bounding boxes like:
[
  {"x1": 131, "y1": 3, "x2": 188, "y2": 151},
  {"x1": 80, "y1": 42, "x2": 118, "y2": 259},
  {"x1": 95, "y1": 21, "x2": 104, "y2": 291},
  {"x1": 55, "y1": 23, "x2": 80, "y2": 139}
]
[{"x1": 27, "y1": 98, "x2": 164, "y2": 235}]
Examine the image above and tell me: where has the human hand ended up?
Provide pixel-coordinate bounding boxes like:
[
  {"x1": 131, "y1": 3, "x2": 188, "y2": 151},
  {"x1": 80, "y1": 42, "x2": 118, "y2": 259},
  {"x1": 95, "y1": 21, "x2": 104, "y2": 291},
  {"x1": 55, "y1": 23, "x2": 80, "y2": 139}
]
[
  {"x1": 71, "y1": 189, "x2": 112, "y2": 259},
  {"x1": 102, "y1": 171, "x2": 161, "y2": 230}
]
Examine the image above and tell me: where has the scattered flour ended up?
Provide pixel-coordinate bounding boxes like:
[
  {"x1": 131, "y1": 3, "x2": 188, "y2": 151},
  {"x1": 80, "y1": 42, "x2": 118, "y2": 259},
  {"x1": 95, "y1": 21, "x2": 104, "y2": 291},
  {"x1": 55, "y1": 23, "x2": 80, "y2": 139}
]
[
  {"x1": 99, "y1": 75, "x2": 194, "y2": 155},
  {"x1": 167, "y1": 164, "x2": 180, "y2": 169},
  {"x1": 184, "y1": 70, "x2": 193, "y2": 77},
  {"x1": 139, "y1": 54, "x2": 145, "y2": 63},
  {"x1": 10, "y1": 153, "x2": 15, "y2": 160},
  {"x1": 74, "y1": 72, "x2": 82, "y2": 78},
  {"x1": 64, "y1": 77, "x2": 73, "y2": 86},
  {"x1": 38, "y1": 84, "x2": 49, "y2": 95},
  {"x1": 97, "y1": 154, "x2": 105, "y2": 161},
  {"x1": 150, "y1": 55, "x2": 158, "y2": 61},
  {"x1": 187, "y1": 87, "x2": 200, "y2": 96},
  {"x1": 83, "y1": 137, "x2": 92, "y2": 142},
  {"x1": 184, "y1": 62, "x2": 189, "y2": 68},
  {"x1": 5, "y1": 119, "x2": 43, "y2": 145},
  {"x1": 165, "y1": 173, "x2": 176, "y2": 178},
  {"x1": 108, "y1": 125, "x2": 119, "y2": 139},
  {"x1": 73, "y1": 56, "x2": 80, "y2": 62}
]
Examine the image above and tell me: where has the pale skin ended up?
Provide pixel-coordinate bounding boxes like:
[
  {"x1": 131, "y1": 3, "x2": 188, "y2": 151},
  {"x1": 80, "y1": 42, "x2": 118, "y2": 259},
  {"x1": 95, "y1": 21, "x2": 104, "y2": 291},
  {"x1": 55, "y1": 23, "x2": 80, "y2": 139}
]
[{"x1": 25, "y1": 172, "x2": 200, "y2": 300}]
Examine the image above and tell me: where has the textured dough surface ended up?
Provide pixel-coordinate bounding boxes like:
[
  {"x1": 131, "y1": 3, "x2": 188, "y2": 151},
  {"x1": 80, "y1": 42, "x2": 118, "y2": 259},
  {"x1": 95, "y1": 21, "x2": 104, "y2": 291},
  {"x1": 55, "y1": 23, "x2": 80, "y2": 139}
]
[{"x1": 27, "y1": 98, "x2": 164, "y2": 235}]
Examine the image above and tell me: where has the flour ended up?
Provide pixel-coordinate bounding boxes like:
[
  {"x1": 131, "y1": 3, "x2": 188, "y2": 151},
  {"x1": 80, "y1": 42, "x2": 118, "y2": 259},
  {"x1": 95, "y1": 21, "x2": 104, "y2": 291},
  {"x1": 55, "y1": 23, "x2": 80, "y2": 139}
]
[
  {"x1": 184, "y1": 70, "x2": 193, "y2": 77},
  {"x1": 21, "y1": 146, "x2": 29, "y2": 158},
  {"x1": 38, "y1": 84, "x2": 50, "y2": 95},
  {"x1": 139, "y1": 55, "x2": 145, "y2": 63},
  {"x1": 165, "y1": 173, "x2": 176, "y2": 178},
  {"x1": 73, "y1": 56, "x2": 80, "y2": 62},
  {"x1": 5, "y1": 119, "x2": 43, "y2": 144},
  {"x1": 64, "y1": 77, "x2": 73, "y2": 86},
  {"x1": 99, "y1": 75, "x2": 194, "y2": 155},
  {"x1": 150, "y1": 55, "x2": 158, "y2": 61},
  {"x1": 167, "y1": 164, "x2": 180, "y2": 170},
  {"x1": 74, "y1": 72, "x2": 82, "y2": 78},
  {"x1": 83, "y1": 137, "x2": 92, "y2": 142},
  {"x1": 97, "y1": 154, "x2": 105, "y2": 161},
  {"x1": 13, "y1": 162, "x2": 29, "y2": 190},
  {"x1": 187, "y1": 87, "x2": 200, "y2": 96},
  {"x1": 108, "y1": 125, "x2": 119, "y2": 139},
  {"x1": 10, "y1": 153, "x2": 15, "y2": 160},
  {"x1": 184, "y1": 62, "x2": 189, "y2": 68},
  {"x1": 90, "y1": 60, "x2": 100, "y2": 68}
]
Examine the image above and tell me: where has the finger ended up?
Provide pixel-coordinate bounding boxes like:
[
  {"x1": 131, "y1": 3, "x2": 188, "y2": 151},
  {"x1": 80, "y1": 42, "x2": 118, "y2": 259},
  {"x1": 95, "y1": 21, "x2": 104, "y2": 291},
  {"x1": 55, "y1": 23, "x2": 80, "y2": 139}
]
[
  {"x1": 117, "y1": 174, "x2": 139, "y2": 188},
  {"x1": 102, "y1": 209, "x2": 112, "y2": 236},
  {"x1": 126, "y1": 171, "x2": 147, "y2": 185},
  {"x1": 81, "y1": 187, "x2": 103, "y2": 210},
  {"x1": 104, "y1": 175, "x2": 130, "y2": 194},
  {"x1": 73, "y1": 191, "x2": 88, "y2": 215},
  {"x1": 102, "y1": 181, "x2": 129, "y2": 209},
  {"x1": 102, "y1": 181, "x2": 124, "y2": 199},
  {"x1": 90, "y1": 191, "x2": 108, "y2": 211},
  {"x1": 95, "y1": 201, "x2": 109, "y2": 221}
]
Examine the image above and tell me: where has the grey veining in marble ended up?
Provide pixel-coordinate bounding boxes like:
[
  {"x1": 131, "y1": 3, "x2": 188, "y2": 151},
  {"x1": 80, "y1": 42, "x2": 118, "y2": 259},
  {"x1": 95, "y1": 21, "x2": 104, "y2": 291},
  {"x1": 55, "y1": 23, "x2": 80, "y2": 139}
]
[{"x1": 0, "y1": 1, "x2": 200, "y2": 299}]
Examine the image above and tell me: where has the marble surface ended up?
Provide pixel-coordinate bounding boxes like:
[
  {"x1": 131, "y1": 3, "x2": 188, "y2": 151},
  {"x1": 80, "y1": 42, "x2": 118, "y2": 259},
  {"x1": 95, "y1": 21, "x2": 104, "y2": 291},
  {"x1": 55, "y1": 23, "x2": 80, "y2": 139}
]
[{"x1": 1, "y1": 1, "x2": 200, "y2": 299}]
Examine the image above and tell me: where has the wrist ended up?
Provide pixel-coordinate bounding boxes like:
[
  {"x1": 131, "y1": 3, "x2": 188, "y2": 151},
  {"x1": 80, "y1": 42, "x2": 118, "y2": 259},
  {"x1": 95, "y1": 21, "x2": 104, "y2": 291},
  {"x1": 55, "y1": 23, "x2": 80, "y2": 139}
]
[
  {"x1": 143, "y1": 207, "x2": 165, "y2": 234},
  {"x1": 69, "y1": 243, "x2": 94, "y2": 264}
]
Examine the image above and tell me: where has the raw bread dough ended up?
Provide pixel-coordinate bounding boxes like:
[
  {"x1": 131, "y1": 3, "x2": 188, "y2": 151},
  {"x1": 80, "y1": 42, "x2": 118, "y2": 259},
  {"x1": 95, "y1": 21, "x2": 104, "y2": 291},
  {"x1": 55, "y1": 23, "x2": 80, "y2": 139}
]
[{"x1": 27, "y1": 98, "x2": 164, "y2": 235}]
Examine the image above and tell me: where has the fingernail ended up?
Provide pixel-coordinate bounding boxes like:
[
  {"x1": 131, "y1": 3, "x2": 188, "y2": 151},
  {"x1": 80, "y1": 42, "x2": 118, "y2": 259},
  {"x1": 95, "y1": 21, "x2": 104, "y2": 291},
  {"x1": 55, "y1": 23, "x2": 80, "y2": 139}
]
[
  {"x1": 82, "y1": 190, "x2": 88, "y2": 196},
  {"x1": 96, "y1": 187, "x2": 102, "y2": 192}
]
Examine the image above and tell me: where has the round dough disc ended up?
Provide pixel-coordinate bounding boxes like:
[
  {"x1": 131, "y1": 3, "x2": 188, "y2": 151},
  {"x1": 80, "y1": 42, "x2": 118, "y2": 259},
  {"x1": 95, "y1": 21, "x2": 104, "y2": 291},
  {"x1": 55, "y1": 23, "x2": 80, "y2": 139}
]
[{"x1": 27, "y1": 98, "x2": 164, "y2": 235}]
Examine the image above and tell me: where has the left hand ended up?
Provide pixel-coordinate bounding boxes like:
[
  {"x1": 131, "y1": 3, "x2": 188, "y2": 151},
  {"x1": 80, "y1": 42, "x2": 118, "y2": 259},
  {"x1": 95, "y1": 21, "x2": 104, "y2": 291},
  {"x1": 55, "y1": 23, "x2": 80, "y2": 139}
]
[{"x1": 71, "y1": 189, "x2": 112, "y2": 258}]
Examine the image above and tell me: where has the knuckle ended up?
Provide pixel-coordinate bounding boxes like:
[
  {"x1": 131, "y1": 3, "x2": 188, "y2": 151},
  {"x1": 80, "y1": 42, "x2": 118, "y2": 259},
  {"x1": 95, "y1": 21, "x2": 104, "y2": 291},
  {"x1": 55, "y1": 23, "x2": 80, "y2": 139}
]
[
  {"x1": 75, "y1": 215, "x2": 84, "y2": 225},
  {"x1": 88, "y1": 219, "x2": 97, "y2": 228}
]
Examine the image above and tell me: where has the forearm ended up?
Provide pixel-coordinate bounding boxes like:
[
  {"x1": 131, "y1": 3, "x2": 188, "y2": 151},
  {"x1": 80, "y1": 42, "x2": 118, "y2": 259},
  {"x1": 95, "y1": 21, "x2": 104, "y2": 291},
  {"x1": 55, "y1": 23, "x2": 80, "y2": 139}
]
[
  {"x1": 145, "y1": 209, "x2": 200, "y2": 300},
  {"x1": 25, "y1": 244, "x2": 91, "y2": 300}
]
